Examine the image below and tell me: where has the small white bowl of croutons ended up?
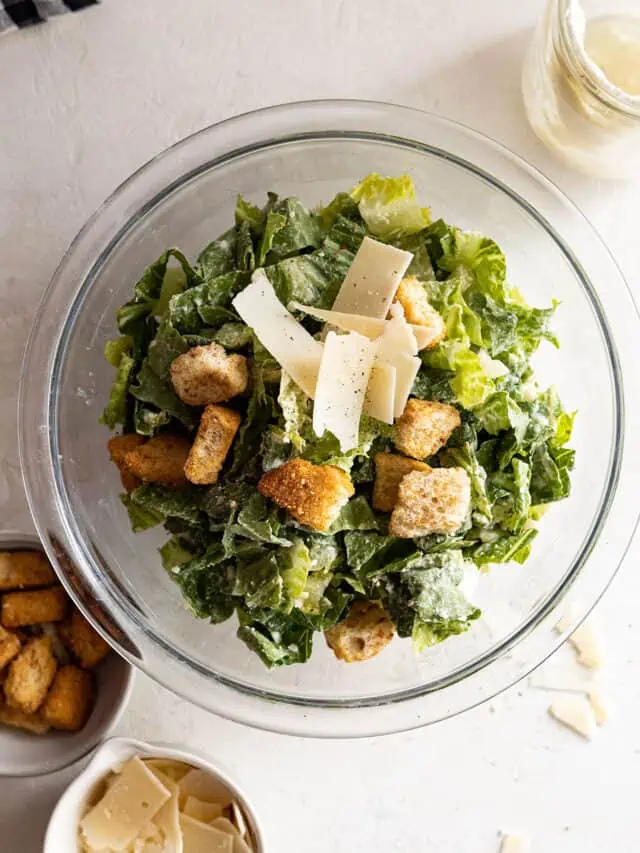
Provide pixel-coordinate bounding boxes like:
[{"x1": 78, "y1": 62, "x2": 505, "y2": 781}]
[
  {"x1": 45, "y1": 736, "x2": 266, "y2": 852},
  {"x1": 0, "y1": 534, "x2": 133, "y2": 777}
]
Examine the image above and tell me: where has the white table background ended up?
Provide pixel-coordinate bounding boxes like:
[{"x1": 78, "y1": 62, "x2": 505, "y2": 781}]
[{"x1": 1, "y1": 0, "x2": 639, "y2": 849}]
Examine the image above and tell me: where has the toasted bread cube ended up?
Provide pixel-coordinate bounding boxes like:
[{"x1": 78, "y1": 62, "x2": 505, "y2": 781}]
[
  {"x1": 258, "y1": 458, "x2": 354, "y2": 532},
  {"x1": 4, "y1": 635, "x2": 58, "y2": 713},
  {"x1": 2, "y1": 586, "x2": 68, "y2": 629},
  {"x1": 325, "y1": 601, "x2": 394, "y2": 662},
  {"x1": 184, "y1": 405, "x2": 241, "y2": 485},
  {"x1": 0, "y1": 701, "x2": 51, "y2": 734},
  {"x1": 394, "y1": 277, "x2": 446, "y2": 349},
  {"x1": 170, "y1": 342, "x2": 249, "y2": 406},
  {"x1": 372, "y1": 452, "x2": 431, "y2": 512},
  {"x1": 0, "y1": 550, "x2": 56, "y2": 591},
  {"x1": 108, "y1": 433, "x2": 147, "y2": 492},
  {"x1": 59, "y1": 609, "x2": 110, "y2": 669},
  {"x1": 40, "y1": 665, "x2": 94, "y2": 732},
  {"x1": 0, "y1": 625, "x2": 21, "y2": 671},
  {"x1": 389, "y1": 468, "x2": 471, "y2": 537},
  {"x1": 394, "y1": 398, "x2": 461, "y2": 460},
  {"x1": 123, "y1": 433, "x2": 191, "y2": 488}
]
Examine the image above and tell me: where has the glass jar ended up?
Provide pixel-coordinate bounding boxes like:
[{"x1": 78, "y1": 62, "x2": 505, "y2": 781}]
[{"x1": 523, "y1": 0, "x2": 640, "y2": 178}]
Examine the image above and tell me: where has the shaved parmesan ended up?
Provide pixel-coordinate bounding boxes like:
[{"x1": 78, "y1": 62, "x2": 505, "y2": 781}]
[
  {"x1": 478, "y1": 348, "x2": 509, "y2": 378},
  {"x1": 588, "y1": 689, "x2": 610, "y2": 725},
  {"x1": 182, "y1": 796, "x2": 224, "y2": 823},
  {"x1": 80, "y1": 757, "x2": 171, "y2": 852},
  {"x1": 554, "y1": 603, "x2": 582, "y2": 634},
  {"x1": 232, "y1": 269, "x2": 322, "y2": 397},
  {"x1": 230, "y1": 801, "x2": 248, "y2": 839},
  {"x1": 548, "y1": 695, "x2": 597, "y2": 739},
  {"x1": 290, "y1": 301, "x2": 432, "y2": 350},
  {"x1": 569, "y1": 622, "x2": 603, "y2": 669},
  {"x1": 179, "y1": 815, "x2": 233, "y2": 853},
  {"x1": 313, "y1": 331, "x2": 377, "y2": 450},
  {"x1": 179, "y1": 769, "x2": 232, "y2": 807},
  {"x1": 376, "y1": 304, "x2": 418, "y2": 359},
  {"x1": 330, "y1": 236, "x2": 412, "y2": 318},
  {"x1": 392, "y1": 353, "x2": 421, "y2": 418},
  {"x1": 500, "y1": 833, "x2": 531, "y2": 853},
  {"x1": 364, "y1": 361, "x2": 396, "y2": 424},
  {"x1": 153, "y1": 776, "x2": 183, "y2": 853},
  {"x1": 210, "y1": 818, "x2": 253, "y2": 853}
]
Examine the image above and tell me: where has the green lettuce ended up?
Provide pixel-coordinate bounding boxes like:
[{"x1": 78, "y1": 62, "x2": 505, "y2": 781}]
[{"x1": 350, "y1": 173, "x2": 430, "y2": 240}]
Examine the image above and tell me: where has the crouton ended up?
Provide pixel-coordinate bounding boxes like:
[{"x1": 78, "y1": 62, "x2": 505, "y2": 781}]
[
  {"x1": 258, "y1": 458, "x2": 354, "y2": 532},
  {"x1": 123, "y1": 433, "x2": 191, "y2": 488},
  {"x1": 2, "y1": 586, "x2": 68, "y2": 629},
  {"x1": 0, "y1": 550, "x2": 56, "y2": 591},
  {"x1": 4, "y1": 635, "x2": 58, "y2": 713},
  {"x1": 0, "y1": 701, "x2": 50, "y2": 735},
  {"x1": 325, "y1": 600, "x2": 394, "y2": 662},
  {"x1": 394, "y1": 398, "x2": 461, "y2": 459},
  {"x1": 59, "y1": 609, "x2": 110, "y2": 669},
  {"x1": 108, "y1": 433, "x2": 147, "y2": 492},
  {"x1": 184, "y1": 405, "x2": 241, "y2": 485},
  {"x1": 170, "y1": 343, "x2": 249, "y2": 406},
  {"x1": 372, "y1": 452, "x2": 431, "y2": 512},
  {"x1": 40, "y1": 665, "x2": 95, "y2": 732},
  {"x1": 0, "y1": 625, "x2": 21, "y2": 671},
  {"x1": 394, "y1": 277, "x2": 446, "y2": 349},
  {"x1": 389, "y1": 467, "x2": 471, "y2": 537}
]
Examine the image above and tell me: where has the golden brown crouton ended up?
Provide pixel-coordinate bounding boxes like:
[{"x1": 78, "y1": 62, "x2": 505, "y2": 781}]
[
  {"x1": 184, "y1": 405, "x2": 241, "y2": 485},
  {"x1": 0, "y1": 701, "x2": 51, "y2": 734},
  {"x1": 2, "y1": 586, "x2": 68, "y2": 629},
  {"x1": 4, "y1": 635, "x2": 58, "y2": 714},
  {"x1": 40, "y1": 665, "x2": 95, "y2": 732},
  {"x1": 123, "y1": 433, "x2": 191, "y2": 488},
  {"x1": 0, "y1": 625, "x2": 21, "y2": 671},
  {"x1": 170, "y1": 343, "x2": 249, "y2": 406},
  {"x1": 108, "y1": 433, "x2": 147, "y2": 492},
  {"x1": 59, "y1": 609, "x2": 110, "y2": 669},
  {"x1": 0, "y1": 550, "x2": 56, "y2": 591},
  {"x1": 372, "y1": 452, "x2": 431, "y2": 512},
  {"x1": 394, "y1": 398, "x2": 461, "y2": 460},
  {"x1": 394, "y1": 277, "x2": 446, "y2": 349},
  {"x1": 325, "y1": 601, "x2": 394, "y2": 662},
  {"x1": 258, "y1": 458, "x2": 354, "y2": 532},
  {"x1": 389, "y1": 467, "x2": 471, "y2": 537}
]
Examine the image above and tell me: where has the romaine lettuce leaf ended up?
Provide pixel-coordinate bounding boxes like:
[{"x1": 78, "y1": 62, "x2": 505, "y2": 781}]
[
  {"x1": 350, "y1": 173, "x2": 430, "y2": 240},
  {"x1": 100, "y1": 349, "x2": 134, "y2": 429}
]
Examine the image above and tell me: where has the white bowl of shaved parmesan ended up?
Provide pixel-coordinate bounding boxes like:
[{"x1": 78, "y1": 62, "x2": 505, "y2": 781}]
[{"x1": 44, "y1": 736, "x2": 266, "y2": 852}]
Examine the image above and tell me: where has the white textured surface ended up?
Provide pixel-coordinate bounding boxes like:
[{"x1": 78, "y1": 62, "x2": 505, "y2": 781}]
[{"x1": 0, "y1": 1, "x2": 639, "y2": 850}]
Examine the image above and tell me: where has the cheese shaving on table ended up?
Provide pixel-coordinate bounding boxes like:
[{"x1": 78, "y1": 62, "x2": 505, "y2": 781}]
[
  {"x1": 548, "y1": 694, "x2": 597, "y2": 739},
  {"x1": 499, "y1": 833, "x2": 531, "y2": 853}
]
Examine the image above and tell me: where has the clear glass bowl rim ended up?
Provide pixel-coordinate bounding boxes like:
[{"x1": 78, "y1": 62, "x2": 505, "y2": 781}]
[{"x1": 18, "y1": 100, "x2": 640, "y2": 737}]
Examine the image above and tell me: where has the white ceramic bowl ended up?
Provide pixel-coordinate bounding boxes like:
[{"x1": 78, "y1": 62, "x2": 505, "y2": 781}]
[
  {"x1": 0, "y1": 533, "x2": 133, "y2": 777},
  {"x1": 44, "y1": 736, "x2": 267, "y2": 852}
]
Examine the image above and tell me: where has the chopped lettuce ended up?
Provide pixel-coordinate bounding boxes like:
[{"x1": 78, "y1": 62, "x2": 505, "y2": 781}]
[
  {"x1": 350, "y1": 173, "x2": 430, "y2": 240},
  {"x1": 103, "y1": 173, "x2": 574, "y2": 669}
]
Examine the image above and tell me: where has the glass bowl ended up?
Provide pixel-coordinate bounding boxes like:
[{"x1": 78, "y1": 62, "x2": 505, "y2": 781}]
[{"x1": 19, "y1": 101, "x2": 640, "y2": 737}]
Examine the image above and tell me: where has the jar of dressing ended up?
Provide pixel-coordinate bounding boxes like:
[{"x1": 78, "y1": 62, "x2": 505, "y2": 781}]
[{"x1": 523, "y1": 0, "x2": 640, "y2": 178}]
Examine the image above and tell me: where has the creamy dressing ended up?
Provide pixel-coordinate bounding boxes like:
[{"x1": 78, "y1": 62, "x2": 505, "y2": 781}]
[
  {"x1": 522, "y1": 0, "x2": 640, "y2": 177},
  {"x1": 584, "y1": 14, "x2": 640, "y2": 96}
]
